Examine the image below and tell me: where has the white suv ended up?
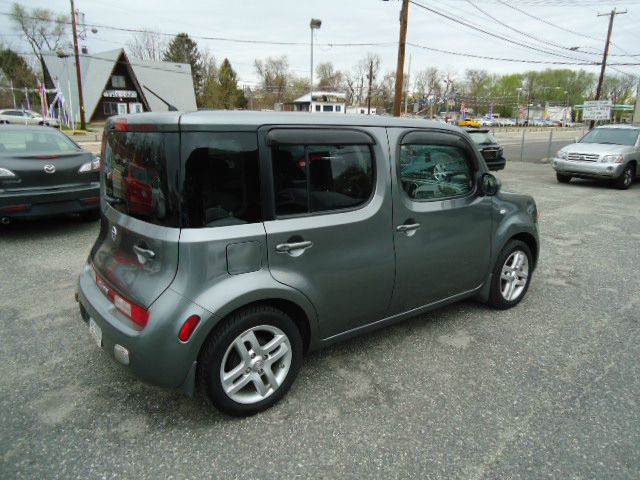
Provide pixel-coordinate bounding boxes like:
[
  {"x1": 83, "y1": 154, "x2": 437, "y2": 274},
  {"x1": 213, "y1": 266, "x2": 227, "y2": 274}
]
[{"x1": 553, "y1": 125, "x2": 639, "y2": 189}]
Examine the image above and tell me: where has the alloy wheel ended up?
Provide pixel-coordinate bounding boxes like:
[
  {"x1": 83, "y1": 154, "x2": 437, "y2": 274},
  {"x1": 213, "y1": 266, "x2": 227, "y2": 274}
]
[
  {"x1": 219, "y1": 325, "x2": 292, "y2": 404},
  {"x1": 500, "y1": 250, "x2": 529, "y2": 301}
]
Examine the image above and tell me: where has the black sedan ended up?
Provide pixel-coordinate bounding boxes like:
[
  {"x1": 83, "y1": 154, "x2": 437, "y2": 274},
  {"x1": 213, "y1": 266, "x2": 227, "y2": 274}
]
[
  {"x1": 0, "y1": 125, "x2": 100, "y2": 224},
  {"x1": 465, "y1": 128, "x2": 506, "y2": 171}
]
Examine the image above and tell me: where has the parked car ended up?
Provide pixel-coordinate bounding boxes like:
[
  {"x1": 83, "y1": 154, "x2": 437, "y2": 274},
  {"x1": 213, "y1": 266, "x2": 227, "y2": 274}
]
[
  {"x1": 480, "y1": 117, "x2": 494, "y2": 127},
  {"x1": 465, "y1": 128, "x2": 507, "y2": 171},
  {"x1": 0, "y1": 109, "x2": 59, "y2": 127},
  {"x1": 0, "y1": 125, "x2": 100, "y2": 223},
  {"x1": 553, "y1": 124, "x2": 639, "y2": 189},
  {"x1": 76, "y1": 112, "x2": 539, "y2": 416},
  {"x1": 458, "y1": 118, "x2": 481, "y2": 128}
]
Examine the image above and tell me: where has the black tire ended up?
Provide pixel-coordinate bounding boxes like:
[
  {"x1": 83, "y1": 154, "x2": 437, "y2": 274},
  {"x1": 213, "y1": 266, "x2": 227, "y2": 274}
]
[
  {"x1": 78, "y1": 209, "x2": 100, "y2": 221},
  {"x1": 556, "y1": 172, "x2": 571, "y2": 183},
  {"x1": 198, "y1": 305, "x2": 303, "y2": 416},
  {"x1": 614, "y1": 163, "x2": 634, "y2": 190},
  {"x1": 487, "y1": 240, "x2": 533, "y2": 310}
]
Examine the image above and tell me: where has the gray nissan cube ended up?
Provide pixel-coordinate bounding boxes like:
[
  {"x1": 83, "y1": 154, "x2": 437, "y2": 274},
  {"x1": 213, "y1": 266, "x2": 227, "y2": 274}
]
[{"x1": 76, "y1": 111, "x2": 539, "y2": 416}]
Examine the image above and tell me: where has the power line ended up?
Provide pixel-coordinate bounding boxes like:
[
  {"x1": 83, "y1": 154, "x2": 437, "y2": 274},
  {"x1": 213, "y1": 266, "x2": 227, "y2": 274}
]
[
  {"x1": 496, "y1": 0, "x2": 640, "y2": 58},
  {"x1": 407, "y1": 41, "x2": 640, "y2": 65},
  {"x1": 408, "y1": 0, "x2": 604, "y2": 63}
]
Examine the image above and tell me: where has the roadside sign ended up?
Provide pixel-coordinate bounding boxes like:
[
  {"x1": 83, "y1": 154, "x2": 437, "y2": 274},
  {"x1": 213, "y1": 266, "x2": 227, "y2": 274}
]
[{"x1": 583, "y1": 100, "x2": 612, "y2": 121}]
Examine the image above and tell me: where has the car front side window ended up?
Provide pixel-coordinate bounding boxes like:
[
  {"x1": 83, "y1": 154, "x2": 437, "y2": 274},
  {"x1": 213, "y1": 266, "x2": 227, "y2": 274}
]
[{"x1": 399, "y1": 143, "x2": 474, "y2": 201}]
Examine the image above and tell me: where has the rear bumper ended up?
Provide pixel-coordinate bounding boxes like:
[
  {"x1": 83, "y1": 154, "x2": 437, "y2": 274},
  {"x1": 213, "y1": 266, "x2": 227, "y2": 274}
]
[
  {"x1": 552, "y1": 158, "x2": 624, "y2": 178},
  {"x1": 0, "y1": 183, "x2": 100, "y2": 218},
  {"x1": 76, "y1": 263, "x2": 211, "y2": 392}
]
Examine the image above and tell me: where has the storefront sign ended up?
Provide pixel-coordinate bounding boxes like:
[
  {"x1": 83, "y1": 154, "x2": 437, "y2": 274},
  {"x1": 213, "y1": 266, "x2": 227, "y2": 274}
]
[{"x1": 103, "y1": 90, "x2": 137, "y2": 99}]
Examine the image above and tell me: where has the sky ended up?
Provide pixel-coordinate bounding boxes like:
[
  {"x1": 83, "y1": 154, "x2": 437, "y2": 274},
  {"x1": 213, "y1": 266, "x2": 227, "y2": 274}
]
[{"x1": 1, "y1": 0, "x2": 639, "y2": 87}]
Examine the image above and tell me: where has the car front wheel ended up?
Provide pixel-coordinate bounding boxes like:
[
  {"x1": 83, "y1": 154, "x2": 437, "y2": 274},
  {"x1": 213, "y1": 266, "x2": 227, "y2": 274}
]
[
  {"x1": 198, "y1": 305, "x2": 303, "y2": 416},
  {"x1": 614, "y1": 164, "x2": 634, "y2": 190},
  {"x1": 488, "y1": 240, "x2": 533, "y2": 310}
]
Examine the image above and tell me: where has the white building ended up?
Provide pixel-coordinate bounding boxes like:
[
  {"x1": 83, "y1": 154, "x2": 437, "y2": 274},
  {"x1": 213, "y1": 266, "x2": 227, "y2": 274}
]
[
  {"x1": 346, "y1": 106, "x2": 378, "y2": 115},
  {"x1": 290, "y1": 91, "x2": 346, "y2": 113}
]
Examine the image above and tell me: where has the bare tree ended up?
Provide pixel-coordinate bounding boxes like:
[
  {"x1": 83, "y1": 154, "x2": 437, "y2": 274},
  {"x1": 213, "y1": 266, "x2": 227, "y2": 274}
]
[
  {"x1": 315, "y1": 62, "x2": 344, "y2": 92},
  {"x1": 9, "y1": 3, "x2": 67, "y2": 80},
  {"x1": 254, "y1": 55, "x2": 290, "y2": 105},
  {"x1": 414, "y1": 67, "x2": 442, "y2": 100},
  {"x1": 127, "y1": 29, "x2": 166, "y2": 61}
]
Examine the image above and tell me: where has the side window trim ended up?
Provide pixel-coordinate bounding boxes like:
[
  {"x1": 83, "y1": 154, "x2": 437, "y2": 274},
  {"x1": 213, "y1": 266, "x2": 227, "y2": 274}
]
[{"x1": 397, "y1": 129, "x2": 479, "y2": 203}]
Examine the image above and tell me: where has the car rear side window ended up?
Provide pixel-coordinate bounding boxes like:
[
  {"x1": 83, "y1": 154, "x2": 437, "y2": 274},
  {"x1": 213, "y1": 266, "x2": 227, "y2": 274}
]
[
  {"x1": 272, "y1": 143, "x2": 374, "y2": 216},
  {"x1": 399, "y1": 144, "x2": 474, "y2": 201},
  {"x1": 182, "y1": 132, "x2": 261, "y2": 228},
  {"x1": 102, "y1": 131, "x2": 180, "y2": 227}
]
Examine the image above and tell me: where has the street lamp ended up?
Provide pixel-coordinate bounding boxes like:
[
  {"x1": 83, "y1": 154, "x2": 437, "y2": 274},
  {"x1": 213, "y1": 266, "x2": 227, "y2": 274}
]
[{"x1": 309, "y1": 18, "x2": 322, "y2": 113}]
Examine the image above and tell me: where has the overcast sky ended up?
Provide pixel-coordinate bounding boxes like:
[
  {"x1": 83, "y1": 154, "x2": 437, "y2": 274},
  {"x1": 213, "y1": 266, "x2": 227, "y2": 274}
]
[{"x1": 1, "y1": 0, "x2": 639, "y2": 86}]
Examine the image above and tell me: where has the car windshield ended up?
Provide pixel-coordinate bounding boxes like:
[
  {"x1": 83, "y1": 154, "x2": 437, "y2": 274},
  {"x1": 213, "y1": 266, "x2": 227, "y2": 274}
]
[
  {"x1": 0, "y1": 129, "x2": 80, "y2": 154},
  {"x1": 469, "y1": 131, "x2": 496, "y2": 145},
  {"x1": 579, "y1": 128, "x2": 639, "y2": 146}
]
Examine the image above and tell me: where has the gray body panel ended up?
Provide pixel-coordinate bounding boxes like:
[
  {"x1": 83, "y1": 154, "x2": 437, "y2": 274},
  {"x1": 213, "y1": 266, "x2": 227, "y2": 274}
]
[{"x1": 76, "y1": 111, "x2": 539, "y2": 393}]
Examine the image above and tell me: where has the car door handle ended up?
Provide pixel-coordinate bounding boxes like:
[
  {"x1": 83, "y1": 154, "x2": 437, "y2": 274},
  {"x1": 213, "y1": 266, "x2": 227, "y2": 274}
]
[
  {"x1": 396, "y1": 223, "x2": 421, "y2": 232},
  {"x1": 133, "y1": 245, "x2": 156, "y2": 262},
  {"x1": 275, "y1": 241, "x2": 313, "y2": 255}
]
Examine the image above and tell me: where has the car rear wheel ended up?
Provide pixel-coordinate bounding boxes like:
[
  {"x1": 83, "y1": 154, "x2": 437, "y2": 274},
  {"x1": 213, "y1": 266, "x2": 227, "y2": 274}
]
[
  {"x1": 198, "y1": 305, "x2": 303, "y2": 416},
  {"x1": 556, "y1": 173, "x2": 571, "y2": 183},
  {"x1": 614, "y1": 164, "x2": 634, "y2": 190},
  {"x1": 488, "y1": 240, "x2": 533, "y2": 310}
]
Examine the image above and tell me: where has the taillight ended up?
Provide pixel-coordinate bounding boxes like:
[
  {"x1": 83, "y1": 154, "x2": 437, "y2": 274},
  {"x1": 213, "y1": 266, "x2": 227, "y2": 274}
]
[
  {"x1": 92, "y1": 265, "x2": 149, "y2": 328},
  {"x1": 179, "y1": 315, "x2": 201, "y2": 342}
]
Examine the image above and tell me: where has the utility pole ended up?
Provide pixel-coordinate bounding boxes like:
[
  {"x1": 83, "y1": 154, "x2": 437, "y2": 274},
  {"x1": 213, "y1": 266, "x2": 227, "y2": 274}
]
[
  {"x1": 367, "y1": 60, "x2": 374, "y2": 115},
  {"x1": 393, "y1": 0, "x2": 409, "y2": 117},
  {"x1": 590, "y1": 8, "x2": 627, "y2": 129},
  {"x1": 70, "y1": 0, "x2": 86, "y2": 130}
]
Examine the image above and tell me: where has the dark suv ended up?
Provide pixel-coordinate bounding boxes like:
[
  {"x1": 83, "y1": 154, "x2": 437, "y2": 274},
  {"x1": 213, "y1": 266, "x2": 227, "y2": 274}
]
[
  {"x1": 77, "y1": 112, "x2": 539, "y2": 416},
  {"x1": 465, "y1": 128, "x2": 506, "y2": 171}
]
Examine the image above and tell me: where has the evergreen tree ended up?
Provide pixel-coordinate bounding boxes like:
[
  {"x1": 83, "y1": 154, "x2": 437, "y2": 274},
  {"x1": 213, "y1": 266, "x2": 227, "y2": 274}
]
[
  {"x1": 162, "y1": 33, "x2": 204, "y2": 103},
  {"x1": 201, "y1": 58, "x2": 247, "y2": 109}
]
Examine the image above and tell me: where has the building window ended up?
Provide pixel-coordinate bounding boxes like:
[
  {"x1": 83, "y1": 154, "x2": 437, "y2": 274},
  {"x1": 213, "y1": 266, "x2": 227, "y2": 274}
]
[
  {"x1": 103, "y1": 102, "x2": 119, "y2": 115},
  {"x1": 111, "y1": 75, "x2": 126, "y2": 88},
  {"x1": 336, "y1": 105, "x2": 342, "y2": 112},
  {"x1": 315, "y1": 105, "x2": 321, "y2": 112},
  {"x1": 322, "y1": 105, "x2": 334, "y2": 112}
]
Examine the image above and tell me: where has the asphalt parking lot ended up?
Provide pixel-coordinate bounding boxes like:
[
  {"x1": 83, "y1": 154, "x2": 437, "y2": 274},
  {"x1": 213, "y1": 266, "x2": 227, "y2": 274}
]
[{"x1": 1, "y1": 162, "x2": 639, "y2": 479}]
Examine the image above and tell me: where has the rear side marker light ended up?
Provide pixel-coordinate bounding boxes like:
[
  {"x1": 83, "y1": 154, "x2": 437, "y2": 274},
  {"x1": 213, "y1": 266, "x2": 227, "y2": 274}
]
[
  {"x1": 179, "y1": 315, "x2": 201, "y2": 342},
  {"x1": 81, "y1": 197, "x2": 99, "y2": 204}
]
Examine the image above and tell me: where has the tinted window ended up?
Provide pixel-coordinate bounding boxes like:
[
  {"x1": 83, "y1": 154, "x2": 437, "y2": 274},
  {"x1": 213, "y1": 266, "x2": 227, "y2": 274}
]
[
  {"x1": 399, "y1": 144, "x2": 474, "y2": 200},
  {"x1": 322, "y1": 105, "x2": 333, "y2": 112},
  {"x1": 0, "y1": 129, "x2": 80, "y2": 153},
  {"x1": 182, "y1": 132, "x2": 260, "y2": 228},
  {"x1": 103, "y1": 131, "x2": 179, "y2": 227},
  {"x1": 468, "y1": 131, "x2": 496, "y2": 145},
  {"x1": 272, "y1": 143, "x2": 374, "y2": 215},
  {"x1": 579, "y1": 128, "x2": 639, "y2": 146}
]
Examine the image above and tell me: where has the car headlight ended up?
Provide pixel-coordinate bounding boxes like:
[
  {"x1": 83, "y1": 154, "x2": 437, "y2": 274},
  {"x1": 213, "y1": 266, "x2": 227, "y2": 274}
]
[
  {"x1": 557, "y1": 150, "x2": 568, "y2": 159},
  {"x1": 601, "y1": 154, "x2": 624, "y2": 163},
  {"x1": 0, "y1": 167, "x2": 16, "y2": 178},
  {"x1": 78, "y1": 157, "x2": 101, "y2": 173}
]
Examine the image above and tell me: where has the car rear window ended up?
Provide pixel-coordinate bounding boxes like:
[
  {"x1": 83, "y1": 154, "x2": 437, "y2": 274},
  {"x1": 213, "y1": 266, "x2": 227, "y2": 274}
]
[
  {"x1": 102, "y1": 131, "x2": 180, "y2": 227},
  {"x1": 0, "y1": 130, "x2": 79, "y2": 154},
  {"x1": 468, "y1": 131, "x2": 496, "y2": 145},
  {"x1": 579, "y1": 128, "x2": 639, "y2": 146},
  {"x1": 181, "y1": 132, "x2": 261, "y2": 228}
]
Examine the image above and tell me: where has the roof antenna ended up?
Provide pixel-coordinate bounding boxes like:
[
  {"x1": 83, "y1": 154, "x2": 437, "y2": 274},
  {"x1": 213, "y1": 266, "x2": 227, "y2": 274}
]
[{"x1": 142, "y1": 85, "x2": 178, "y2": 111}]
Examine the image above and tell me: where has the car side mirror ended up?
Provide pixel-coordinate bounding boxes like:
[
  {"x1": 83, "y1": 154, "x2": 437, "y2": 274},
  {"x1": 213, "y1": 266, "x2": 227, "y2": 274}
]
[{"x1": 481, "y1": 173, "x2": 501, "y2": 196}]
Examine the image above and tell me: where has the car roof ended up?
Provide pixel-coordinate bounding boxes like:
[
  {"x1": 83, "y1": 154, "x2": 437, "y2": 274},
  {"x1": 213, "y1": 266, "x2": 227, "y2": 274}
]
[
  {"x1": 595, "y1": 124, "x2": 639, "y2": 130},
  {"x1": 116, "y1": 110, "x2": 465, "y2": 133}
]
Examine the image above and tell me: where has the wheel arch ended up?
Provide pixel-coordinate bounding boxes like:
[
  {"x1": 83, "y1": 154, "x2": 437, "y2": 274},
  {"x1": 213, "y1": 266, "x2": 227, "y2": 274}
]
[{"x1": 510, "y1": 231, "x2": 539, "y2": 269}]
